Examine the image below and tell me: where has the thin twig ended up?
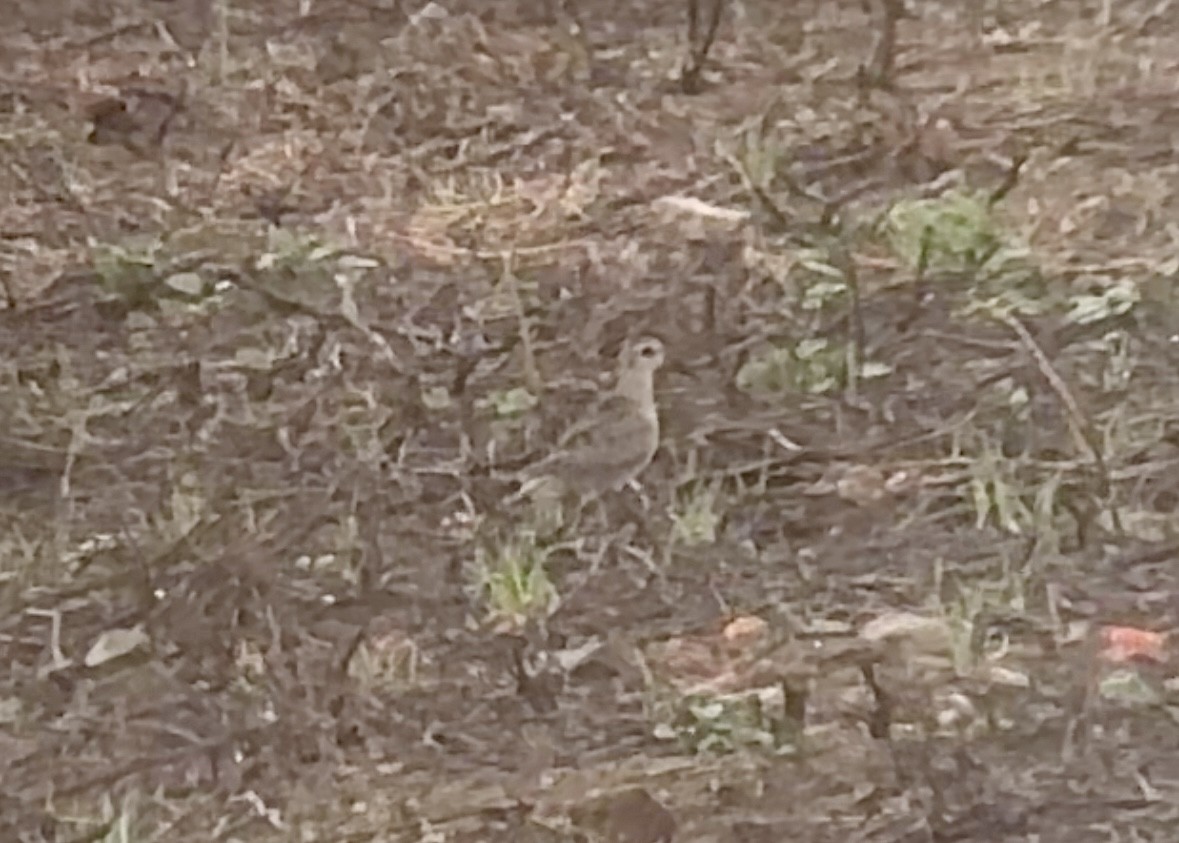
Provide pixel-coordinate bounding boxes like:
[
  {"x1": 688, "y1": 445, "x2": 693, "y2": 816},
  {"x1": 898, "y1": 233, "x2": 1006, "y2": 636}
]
[
  {"x1": 502, "y1": 252, "x2": 542, "y2": 393},
  {"x1": 862, "y1": 0, "x2": 906, "y2": 87},
  {"x1": 987, "y1": 151, "x2": 1027, "y2": 207},
  {"x1": 830, "y1": 240, "x2": 865, "y2": 398},
  {"x1": 999, "y1": 312, "x2": 1121, "y2": 533},
  {"x1": 681, "y1": 0, "x2": 725, "y2": 94}
]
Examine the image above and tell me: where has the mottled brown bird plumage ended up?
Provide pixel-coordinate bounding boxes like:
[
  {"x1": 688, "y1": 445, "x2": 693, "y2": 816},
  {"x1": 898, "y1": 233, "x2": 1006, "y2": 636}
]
[{"x1": 517, "y1": 337, "x2": 664, "y2": 503}]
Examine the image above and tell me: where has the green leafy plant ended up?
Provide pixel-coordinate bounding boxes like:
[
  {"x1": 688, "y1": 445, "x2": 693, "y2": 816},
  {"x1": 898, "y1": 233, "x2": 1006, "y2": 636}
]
[
  {"x1": 347, "y1": 626, "x2": 420, "y2": 691},
  {"x1": 966, "y1": 443, "x2": 1032, "y2": 534},
  {"x1": 91, "y1": 237, "x2": 165, "y2": 308},
  {"x1": 257, "y1": 226, "x2": 342, "y2": 271},
  {"x1": 1098, "y1": 668, "x2": 1161, "y2": 705},
  {"x1": 886, "y1": 189, "x2": 1005, "y2": 273},
  {"x1": 670, "y1": 481, "x2": 722, "y2": 547},
  {"x1": 650, "y1": 686, "x2": 802, "y2": 755},
  {"x1": 471, "y1": 530, "x2": 559, "y2": 628},
  {"x1": 793, "y1": 248, "x2": 849, "y2": 311},
  {"x1": 737, "y1": 339, "x2": 890, "y2": 396},
  {"x1": 480, "y1": 387, "x2": 539, "y2": 418},
  {"x1": 733, "y1": 117, "x2": 787, "y2": 193},
  {"x1": 1064, "y1": 276, "x2": 1139, "y2": 325},
  {"x1": 91, "y1": 234, "x2": 226, "y2": 313}
]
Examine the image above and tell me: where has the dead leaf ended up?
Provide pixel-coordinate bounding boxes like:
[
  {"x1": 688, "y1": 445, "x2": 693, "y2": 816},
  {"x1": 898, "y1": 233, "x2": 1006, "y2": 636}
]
[{"x1": 84, "y1": 625, "x2": 149, "y2": 667}]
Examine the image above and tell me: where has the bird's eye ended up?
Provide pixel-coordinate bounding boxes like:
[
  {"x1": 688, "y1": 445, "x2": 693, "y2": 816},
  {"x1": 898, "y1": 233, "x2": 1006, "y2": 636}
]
[{"x1": 639, "y1": 344, "x2": 658, "y2": 357}]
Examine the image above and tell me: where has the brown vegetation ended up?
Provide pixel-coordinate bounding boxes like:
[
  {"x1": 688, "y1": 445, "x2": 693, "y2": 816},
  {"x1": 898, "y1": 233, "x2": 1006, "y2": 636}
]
[{"x1": 4, "y1": 0, "x2": 1179, "y2": 840}]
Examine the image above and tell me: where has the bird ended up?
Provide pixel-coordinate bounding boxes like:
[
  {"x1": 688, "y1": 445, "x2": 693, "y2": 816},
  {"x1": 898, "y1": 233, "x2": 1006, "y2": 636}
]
[{"x1": 513, "y1": 336, "x2": 665, "y2": 508}]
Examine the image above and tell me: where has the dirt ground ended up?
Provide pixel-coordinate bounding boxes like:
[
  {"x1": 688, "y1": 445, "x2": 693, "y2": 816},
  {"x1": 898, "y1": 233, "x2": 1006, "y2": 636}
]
[{"x1": 6, "y1": 0, "x2": 1179, "y2": 840}]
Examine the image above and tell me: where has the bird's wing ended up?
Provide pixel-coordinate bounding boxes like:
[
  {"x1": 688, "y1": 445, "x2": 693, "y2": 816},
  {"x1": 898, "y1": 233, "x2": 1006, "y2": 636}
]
[{"x1": 556, "y1": 395, "x2": 644, "y2": 451}]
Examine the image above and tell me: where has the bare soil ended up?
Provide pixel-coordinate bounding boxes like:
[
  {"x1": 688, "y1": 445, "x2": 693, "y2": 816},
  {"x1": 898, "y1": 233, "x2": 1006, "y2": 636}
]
[{"x1": 5, "y1": 1, "x2": 1179, "y2": 840}]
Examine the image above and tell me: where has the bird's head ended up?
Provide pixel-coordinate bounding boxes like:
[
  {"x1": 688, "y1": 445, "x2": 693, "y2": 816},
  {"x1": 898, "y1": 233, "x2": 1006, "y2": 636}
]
[{"x1": 622, "y1": 336, "x2": 665, "y2": 374}]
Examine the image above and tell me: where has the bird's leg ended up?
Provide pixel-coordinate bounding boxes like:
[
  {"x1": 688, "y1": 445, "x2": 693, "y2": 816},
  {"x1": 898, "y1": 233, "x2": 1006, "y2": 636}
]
[
  {"x1": 625, "y1": 478, "x2": 653, "y2": 511},
  {"x1": 620, "y1": 542, "x2": 662, "y2": 582},
  {"x1": 585, "y1": 528, "x2": 619, "y2": 575},
  {"x1": 618, "y1": 479, "x2": 665, "y2": 549},
  {"x1": 571, "y1": 492, "x2": 612, "y2": 532},
  {"x1": 586, "y1": 521, "x2": 642, "y2": 576}
]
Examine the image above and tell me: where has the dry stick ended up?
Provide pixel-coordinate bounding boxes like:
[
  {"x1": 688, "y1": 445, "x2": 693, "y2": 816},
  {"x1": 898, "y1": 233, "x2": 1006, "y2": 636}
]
[
  {"x1": 681, "y1": 0, "x2": 725, "y2": 94},
  {"x1": 502, "y1": 252, "x2": 542, "y2": 394},
  {"x1": 216, "y1": 0, "x2": 232, "y2": 84},
  {"x1": 717, "y1": 143, "x2": 792, "y2": 230},
  {"x1": 862, "y1": 0, "x2": 904, "y2": 86},
  {"x1": 915, "y1": 225, "x2": 933, "y2": 284},
  {"x1": 999, "y1": 313, "x2": 1122, "y2": 534},
  {"x1": 987, "y1": 151, "x2": 1028, "y2": 207},
  {"x1": 748, "y1": 181, "x2": 793, "y2": 231},
  {"x1": 830, "y1": 240, "x2": 865, "y2": 400}
]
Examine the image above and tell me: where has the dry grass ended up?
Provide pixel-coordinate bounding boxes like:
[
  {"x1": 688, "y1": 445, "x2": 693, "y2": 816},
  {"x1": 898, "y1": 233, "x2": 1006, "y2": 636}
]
[{"x1": 5, "y1": 0, "x2": 1179, "y2": 840}]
